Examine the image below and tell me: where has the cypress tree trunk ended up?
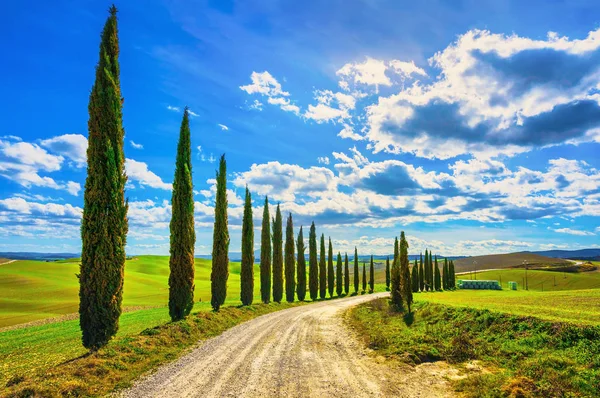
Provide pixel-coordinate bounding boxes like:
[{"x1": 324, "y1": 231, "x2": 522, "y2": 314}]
[
  {"x1": 272, "y1": 205, "x2": 283, "y2": 303},
  {"x1": 400, "y1": 231, "x2": 412, "y2": 313},
  {"x1": 168, "y1": 108, "x2": 196, "y2": 320},
  {"x1": 362, "y1": 262, "x2": 367, "y2": 293},
  {"x1": 419, "y1": 253, "x2": 424, "y2": 292},
  {"x1": 385, "y1": 256, "x2": 390, "y2": 291},
  {"x1": 79, "y1": 6, "x2": 128, "y2": 351},
  {"x1": 353, "y1": 247, "x2": 359, "y2": 294},
  {"x1": 240, "y1": 187, "x2": 254, "y2": 306},
  {"x1": 411, "y1": 259, "x2": 419, "y2": 292},
  {"x1": 319, "y1": 234, "x2": 327, "y2": 299},
  {"x1": 308, "y1": 222, "x2": 318, "y2": 300},
  {"x1": 327, "y1": 238, "x2": 334, "y2": 298},
  {"x1": 284, "y1": 213, "x2": 295, "y2": 303},
  {"x1": 443, "y1": 258, "x2": 449, "y2": 290},
  {"x1": 296, "y1": 226, "x2": 306, "y2": 301},
  {"x1": 369, "y1": 255, "x2": 374, "y2": 293},
  {"x1": 260, "y1": 197, "x2": 271, "y2": 303},
  {"x1": 449, "y1": 260, "x2": 456, "y2": 289},
  {"x1": 211, "y1": 155, "x2": 229, "y2": 311},
  {"x1": 344, "y1": 252, "x2": 349, "y2": 295},
  {"x1": 336, "y1": 252, "x2": 343, "y2": 296},
  {"x1": 390, "y1": 237, "x2": 402, "y2": 308}
]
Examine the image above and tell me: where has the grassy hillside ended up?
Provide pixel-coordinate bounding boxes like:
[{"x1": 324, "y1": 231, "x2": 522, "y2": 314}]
[
  {"x1": 453, "y1": 251, "x2": 571, "y2": 272},
  {"x1": 463, "y1": 268, "x2": 600, "y2": 291}
]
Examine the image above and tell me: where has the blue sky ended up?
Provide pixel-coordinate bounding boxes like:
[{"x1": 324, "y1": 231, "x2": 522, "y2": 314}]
[{"x1": 1, "y1": 0, "x2": 600, "y2": 256}]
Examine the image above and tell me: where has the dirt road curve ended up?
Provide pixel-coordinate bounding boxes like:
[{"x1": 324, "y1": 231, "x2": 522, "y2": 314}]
[{"x1": 122, "y1": 292, "x2": 452, "y2": 398}]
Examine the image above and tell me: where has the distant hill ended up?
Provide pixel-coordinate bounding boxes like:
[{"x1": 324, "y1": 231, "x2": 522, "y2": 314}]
[
  {"x1": 453, "y1": 252, "x2": 571, "y2": 273},
  {"x1": 0, "y1": 252, "x2": 79, "y2": 261},
  {"x1": 530, "y1": 248, "x2": 600, "y2": 261}
]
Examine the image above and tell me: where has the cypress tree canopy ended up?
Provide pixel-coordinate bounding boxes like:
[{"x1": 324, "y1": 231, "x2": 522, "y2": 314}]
[
  {"x1": 369, "y1": 255, "x2": 374, "y2": 293},
  {"x1": 411, "y1": 259, "x2": 419, "y2": 293},
  {"x1": 272, "y1": 205, "x2": 283, "y2": 303},
  {"x1": 327, "y1": 237, "x2": 334, "y2": 298},
  {"x1": 240, "y1": 187, "x2": 254, "y2": 306},
  {"x1": 285, "y1": 213, "x2": 295, "y2": 303},
  {"x1": 336, "y1": 252, "x2": 343, "y2": 296},
  {"x1": 211, "y1": 155, "x2": 229, "y2": 311},
  {"x1": 353, "y1": 247, "x2": 359, "y2": 294},
  {"x1": 296, "y1": 226, "x2": 306, "y2": 301},
  {"x1": 344, "y1": 252, "x2": 350, "y2": 295},
  {"x1": 319, "y1": 234, "x2": 327, "y2": 299},
  {"x1": 390, "y1": 237, "x2": 402, "y2": 308},
  {"x1": 260, "y1": 197, "x2": 271, "y2": 304},
  {"x1": 419, "y1": 253, "x2": 424, "y2": 292},
  {"x1": 362, "y1": 262, "x2": 367, "y2": 293},
  {"x1": 308, "y1": 222, "x2": 318, "y2": 301},
  {"x1": 385, "y1": 256, "x2": 391, "y2": 291},
  {"x1": 400, "y1": 231, "x2": 413, "y2": 312}
]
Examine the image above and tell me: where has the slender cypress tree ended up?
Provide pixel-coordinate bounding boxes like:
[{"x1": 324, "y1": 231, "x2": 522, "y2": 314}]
[
  {"x1": 419, "y1": 252, "x2": 424, "y2": 292},
  {"x1": 260, "y1": 197, "x2": 271, "y2": 304},
  {"x1": 424, "y1": 249, "x2": 429, "y2": 291},
  {"x1": 285, "y1": 213, "x2": 295, "y2": 302},
  {"x1": 369, "y1": 255, "x2": 375, "y2": 293},
  {"x1": 272, "y1": 205, "x2": 283, "y2": 303},
  {"x1": 319, "y1": 234, "x2": 327, "y2": 299},
  {"x1": 336, "y1": 252, "x2": 343, "y2": 296},
  {"x1": 400, "y1": 231, "x2": 413, "y2": 312},
  {"x1": 390, "y1": 237, "x2": 402, "y2": 308},
  {"x1": 385, "y1": 256, "x2": 391, "y2": 291},
  {"x1": 308, "y1": 222, "x2": 318, "y2": 300},
  {"x1": 211, "y1": 155, "x2": 229, "y2": 311},
  {"x1": 362, "y1": 262, "x2": 367, "y2": 293},
  {"x1": 443, "y1": 258, "x2": 449, "y2": 290},
  {"x1": 240, "y1": 187, "x2": 254, "y2": 306},
  {"x1": 344, "y1": 252, "x2": 350, "y2": 295},
  {"x1": 353, "y1": 247, "x2": 359, "y2": 294},
  {"x1": 429, "y1": 251, "x2": 434, "y2": 290},
  {"x1": 80, "y1": 5, "x2": 128, "y2": 350},
  {"x1": 327, "y1": 238, "x2": 335, "y2": 297},
  {"x1": 449, "y1": 260, "x2": 456, "y2": 289},
  {"x1": 168, "y1": 108, "x2": 195, "y2": 320},
  {"x1": 296, "y1": 226, "x2": 306, "y2": 301},
  {"x1": 411, "y1": 259, "x2": 419, "y2": 292},
  {"x1": 434, "y1": 256, "x2": 441, "y2": 291}
]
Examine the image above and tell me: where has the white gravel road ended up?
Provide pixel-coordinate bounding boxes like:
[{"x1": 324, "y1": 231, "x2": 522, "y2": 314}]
[{"x1": 121, "y1": 292, "x2": 452, "y2": 398}]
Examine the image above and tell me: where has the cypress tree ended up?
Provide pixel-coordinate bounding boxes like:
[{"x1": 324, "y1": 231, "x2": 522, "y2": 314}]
[
  {"x1": 434, "y1": 256, "x2": 441, "y2": 291},
  {"x1": 362, "y1": 262, "x2": 367, "y2": 293},
  {"x1": 443, "y1": 258, "x2": 449, "y2": 290},
  {"x1": 79, "y1": 5, "x2": 128, "y2": 350},
  {"x1": 344, "y1": 252, "x2": 350, "y2": 295},
  {"x1": 419, "y1": 253, "x2": 424, "y2": 292},
  {"x1": 296, "y1": 226, "x2": 306, "y2": 301},
  {"x1": 411, "y1": 259, "x2": 419, "y2": 293},
  {"x1": 385, "y1": 256, "x2": 391, "y2": 291},
  {"x1": 390, "y1": 237, "x2": 402, "y2": 308},
  {"x1": 240, "y1": 187, "x2": 254, "y2": 306},
  {"x1": 308, "y1": 222, "x2": 318, "y2": 301},
  {"x1": 424, "y1": 249, "x2": 429, "y2": 291},
  {"x1": 272, "y1": 205, "x2": 283, "y2": 303},
  {"x1": 429, "y1": 251, "x2": 434, "y2": 290},
  {"x1": 327, "y1": 238, "x2": 334, "y2": 298},
  {"x1": 336, "y1": 252, "x2": 343, "y2": 296},
  {"x1": 260, "y1": 197, "x2": 271, "y2": 304},
  {"x1": 400, "y1": 231, "x2": 413, "y2": 312},
  {"x1": 353, "y1": 247, "x2": 359, "y2": 294},
  {"x1": 319, "y1": 234, "x2": 327, "y2": 299},
  {"x1": 449, "y1": 260, "x2": 456, "y2": 289},
  {"x1": 168, "y1": 108, "x2": 195, "y2": 320},
  {"x1": 369, "y1": 255, "x2": 375, "y2": 293},
  {"x1": 211, "y1": 155, "x2": 229, "y2": 311},
  {"x1": 284, "y1": 213, "x2": 295, "y2": 303}
]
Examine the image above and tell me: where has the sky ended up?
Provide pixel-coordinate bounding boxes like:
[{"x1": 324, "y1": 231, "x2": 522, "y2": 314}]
[{"x1": 1, "y1": 0, "x2": 600, "y2": 256}]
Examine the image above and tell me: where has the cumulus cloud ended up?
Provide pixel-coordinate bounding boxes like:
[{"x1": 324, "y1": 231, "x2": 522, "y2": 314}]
[
  {"x1": 125, "y1": 159, "x2": 172, "y2": 190},
  {"x1": 240, "y1": 71, "x2": 289, "y2": 97},
  {"x1": 554, "y1": 227, "x2": 595, "y2": 236},
  {"x1": 40, "y1": 134, "x2": 87, "y2": 167}
]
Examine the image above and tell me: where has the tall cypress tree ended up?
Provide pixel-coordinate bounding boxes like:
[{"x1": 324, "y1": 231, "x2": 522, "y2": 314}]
[
  {"x1": 400, "y1": 231, "x2": 413, "y2": 313},
  {"x1": 272, "y1": 205, "x2": 283, "y2": 303},
  {"x1": 434, "y1": 256, "x2": 441, "y2": 291},
  {"x1": 260, "y1": 197, "x2": 271, "y2": 304},
  {"x1": 80, "y1": 5, "x2": 128, "y2": 350},
  {"x1": 240, "y1": 187, "x2": 254, "y2": 306},
  {"x1": 369, "y1": 255, "x2": 375, "y2": 293},
  {"x1": 336, "y1": 252, "x2": 343, "y2": 296},
  {"x1": 449, "y1": 260, "x2": 456, "y2": 289},
  {"x1": 211, "y1": 155, "x2": 229, "y2": 311},
  {"x1": 308, "y1": 222, "x2": 318, "y2": 301},
  {"x1": 319, "y1": 234, "x2": 327, "y2": 299},
  {"x1": 327, "y1": 238, "x2": 334, "y2": 298},
  {"x1": 296, "y1": 226, "x2": 306, "y2": 301},
  {"x1": 390, "y1": 237, "x2": 402, "y2": 308},
  {"x1": 424, "y1": 249, "x2": 429, "y2": 291},
  {"x1": 385, "y1": 256, "x2": 391, "y2": 291},
  {"x1": 429, "y1": 251, "x2": 434, "y2": 290},
  {"x1": 362, "y1": 262, "x2": 367, "y2": 293},
  {"x1": 168, "y1": 108, "x2": 195, "y2": 321},
  {"x1": 353, "y1": 247, "x2": 359, "y2": 294},
  {"x1": 419, "y1": 252, "x2": 424, "y2": 292},
  {"x1": 442, "y1": 258, "x2": 449, "y2": 290},
  {"x1": 344, "y1": 252, "x2": 350, "y2": 295},
  {"x1": 284, "y1": 213, "x2": 295, "y2": 303},
  {"x1": 411, "y1": 259, "x2": 419, "y2": 292}
]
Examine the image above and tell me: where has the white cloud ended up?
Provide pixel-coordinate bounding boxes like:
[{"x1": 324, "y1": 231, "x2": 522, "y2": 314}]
[
  {"x1": 130, "y1": 140, "x2": 144, "y2": 149},
  {"x1": 337, "y1": 124, "x2": 364, "y2": 141},
  {"x1": 125, "y1": 159, "x2": 172, "y2": 190},
  {"x1": 167, "y1": 105, "x2": 181, "y2": 112},
  {"x1": 267, "y1": 97, "x2": 300, "y2": 114},
  {"x1": 317, "y1": 156, "x2": 330, "y2": 165},
  {"x1": 554, "y1": 227, "x2": 595, "y2": 236},
  {"x1": 188, "y1": 109, "x2": 199, "y2": 117},
  {"x1": 218, "y1": 124, "x2": 229, "y2": 131},
  {"x1": 240, "y1": 71, "x2": 289, "y2": 97},
  {"x1": 249, "y1": 99, "x2": 263, "y2": 111},
  {"x1": 40, "y1": 134, "x2": 87, "y2": 168},
  {"x1": 1, "y1": 139, "x2": 63, "y2": 172},
  {"x1": 336, "y1": 57, "x2": 427, "y2": 93}
]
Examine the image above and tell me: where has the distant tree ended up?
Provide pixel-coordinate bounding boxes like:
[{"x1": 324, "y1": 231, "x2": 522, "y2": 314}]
[
  {"x1": 240, "y1": 187, "x2": 254, "y2": 306},
  {"x1": 362, "y1": 262, "x2": 367, "y2": 293},
  {"x1": 434, "y1": 255, "x2": 441, "y2": 291},
  {"x1": 411, "y1": 259, "x2": 419, "y2": 293},
  {"x1": 308, "y1": 222, "x2": 318, "y2": 300},
  {"x1": 168, "y1": 108, "x2": 195, "y2": 320},
  {"x1": 319, "y1": 234, "x2": 327, "y2": 299},
  {"x1": 390, "y1": 237, "x2": 402, "y2": 308},
  {"x1": 211, "y1": 155, "x2": 229, "y2": 311},
  {"x1": 296, "y1": 226, "x2": 306, "y2": 301},
  {"x1": 449, "y1": 260, "x2": 456, "y2": 289},
  {"x1": 369, "y1": 255, "x2": 375, "y2": 293},
  {"x1": 328, "y1": 237, "x2": 334, "y2": 298},
  {"x1": 400, "y1": 231, "x2": 413, "y2": 312},
  {"x1": 272, "y1": 205, "x2": 283, "y2": 303},
  {"x1": 429, "y1": 251, "x2": 434, "y2": 291},
  {"x1": 260, "y1": 197, "x2": 271, "y2": 304},
  {"x1": 344, "y1": 252, "x2": 350, "y2": 295},
  {"x1": 353, "y1": 247, "x2": 359, "y2": 294},
  {"x1": 284, "y1": 213, "x2": 295, "y2": 303},
  {"x1": 424, "y1": 249, "x2": 430, "y2": 291},
  {"x1": 336, "y1": 252, "x2": 343, "y2": 296},
  {"x1": 419, "y1": 253, "x2": 424, "y2": 292},
  {"x1": 442, "y1": 258, "x2": 449, "y2": 290},
  {"x1": 385, "y1": 256, "x2": 391, "y2": 291},
  {"x1": 79, "y1": 6, "x2": 128, "y2": 350}
]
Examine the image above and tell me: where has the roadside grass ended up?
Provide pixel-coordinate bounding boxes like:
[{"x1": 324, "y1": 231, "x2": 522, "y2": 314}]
[
  {"x1": 458, "y1": 268, "x2": 600, "y2": 291},
  {"x1": 347, "y1": 299, "x2": 600, "y2": 397}
]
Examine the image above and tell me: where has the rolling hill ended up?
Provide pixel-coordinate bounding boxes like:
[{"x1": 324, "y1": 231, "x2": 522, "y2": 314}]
[
  {"x1": 453, "y1": 251, "x2": 571, "y2": 272},
  {"x1": 530, "y1": 248, "x2": 600, "y2": 260}
]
